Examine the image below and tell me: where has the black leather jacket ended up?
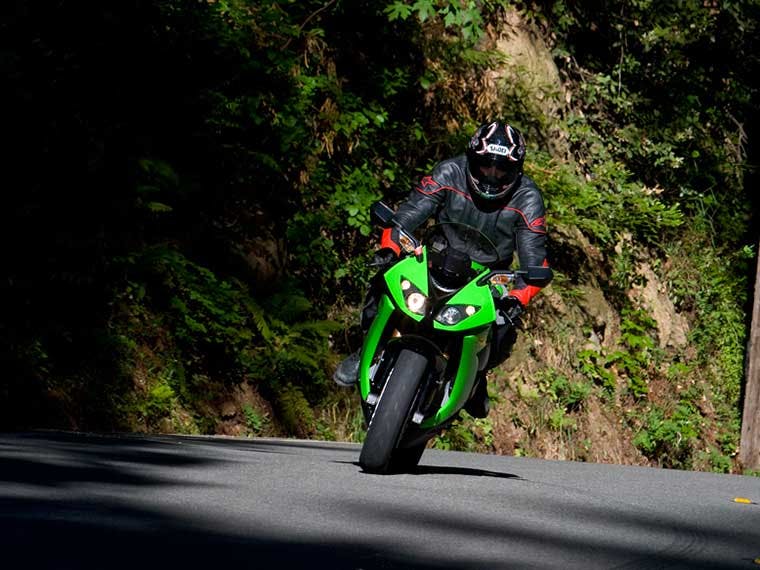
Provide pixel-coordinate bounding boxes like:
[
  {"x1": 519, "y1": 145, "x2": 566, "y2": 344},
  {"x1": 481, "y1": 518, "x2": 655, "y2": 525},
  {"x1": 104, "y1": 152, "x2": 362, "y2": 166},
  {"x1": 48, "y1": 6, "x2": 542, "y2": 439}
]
[{"x1": 392, "y1": 154, "x2": 550, "y2": 303}]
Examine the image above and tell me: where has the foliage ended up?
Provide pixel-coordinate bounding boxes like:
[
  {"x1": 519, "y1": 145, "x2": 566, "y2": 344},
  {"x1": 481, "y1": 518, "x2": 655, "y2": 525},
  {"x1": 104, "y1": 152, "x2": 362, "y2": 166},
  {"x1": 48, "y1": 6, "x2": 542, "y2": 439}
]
[
  {"x1": 1, "y1": 0, "x2": 756, "y2": 473},
  {"x1": 545, "y1": 0, "x2": 758, "y2": 240},
  {"x1": 666, "y1": 229, "x2": 750, "y2": 405},
  {"x1": 433, "y1": 416, "x2": 494, "y2": 452},
  {"x1": 242, "y1": 404, "x2": 268, "y2": 435},
  {"x1": 130, "y1": 247, "x2": 258, "y2": 371},
  {"x1": 384, "y1": 0, "x2": 501, "y2": 44},
  {"x1": 615, "y1": 308, "x2": 660, "y2": 397},
  {"x1": 136, "y1": 371, "x2": 178, "y2": 427},
  {"x1": 537, "y1": 369, "x2": 591, "y2": 411},
  {"x1": 527, "y1": 153, "x2": 683, "y2": 248},
  {"x1": 117, "y1": 244, "x2": 340, "y2": 434},
  {"x1": 506, "y1": 1, "x2": 757, "y2": 471},
  {"x1": 632, "y1": 402, "x2": 701, "y2": 469},
  {"x1": 657, "y1": 223, "x2": 750, "y2": 468},
  {"x1": 576, "y1": 349, "x2": 616, "y2": 395},
  {"x1": 277, "y1": 384, "x2": 317, "y2": 438}
]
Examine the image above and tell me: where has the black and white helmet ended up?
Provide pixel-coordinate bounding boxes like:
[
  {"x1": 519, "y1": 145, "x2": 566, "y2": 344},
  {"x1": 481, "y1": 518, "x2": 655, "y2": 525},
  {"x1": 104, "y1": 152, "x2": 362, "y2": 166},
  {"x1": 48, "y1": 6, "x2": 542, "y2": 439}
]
[{"x1": 466, "y1": 121, "x2": 526, "y2": 201}]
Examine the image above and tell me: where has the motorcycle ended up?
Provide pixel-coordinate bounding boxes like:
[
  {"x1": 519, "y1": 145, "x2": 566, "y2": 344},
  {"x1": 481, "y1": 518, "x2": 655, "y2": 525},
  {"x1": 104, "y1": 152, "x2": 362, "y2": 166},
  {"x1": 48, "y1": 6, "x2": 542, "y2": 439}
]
[{"x1": 357, "y1": 201, "x2": 552, "y2": 474}]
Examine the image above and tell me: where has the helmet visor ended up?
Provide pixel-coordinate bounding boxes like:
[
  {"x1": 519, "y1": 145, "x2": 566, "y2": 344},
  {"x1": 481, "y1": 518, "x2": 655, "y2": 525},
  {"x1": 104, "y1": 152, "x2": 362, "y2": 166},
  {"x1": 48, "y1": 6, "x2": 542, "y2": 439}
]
[
  {"x1": 470, "y1": 162, "x2": 520, "y2": 198},
  {"x1": 478, "y1": 165, "x2": 519, "y2": 185}
]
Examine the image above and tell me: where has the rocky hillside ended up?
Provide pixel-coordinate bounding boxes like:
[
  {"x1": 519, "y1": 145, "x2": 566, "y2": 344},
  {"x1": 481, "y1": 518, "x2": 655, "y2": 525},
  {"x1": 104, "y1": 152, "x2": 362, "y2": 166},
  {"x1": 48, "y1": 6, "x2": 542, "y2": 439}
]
[
  {"x1": 3, "y1": 2, "x2": 757, "y2": 474},
  {"x1": 195, "y1": 6, "x2": 755, "y2": 474}
]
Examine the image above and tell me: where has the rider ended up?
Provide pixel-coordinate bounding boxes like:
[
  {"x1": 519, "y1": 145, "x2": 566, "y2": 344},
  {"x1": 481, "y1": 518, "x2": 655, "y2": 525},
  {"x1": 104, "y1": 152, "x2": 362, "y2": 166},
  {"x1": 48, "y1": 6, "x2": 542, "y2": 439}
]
[{"x1": 334, "y1": 120, "x2": 552, "y2": 418}]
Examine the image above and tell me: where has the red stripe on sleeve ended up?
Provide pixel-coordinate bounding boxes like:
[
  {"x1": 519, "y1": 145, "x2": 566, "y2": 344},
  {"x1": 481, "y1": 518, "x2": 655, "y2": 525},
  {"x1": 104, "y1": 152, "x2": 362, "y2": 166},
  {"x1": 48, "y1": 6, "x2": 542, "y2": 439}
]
[{"x1": 502, "y1": 207, "x2": 547, "y2": 234}]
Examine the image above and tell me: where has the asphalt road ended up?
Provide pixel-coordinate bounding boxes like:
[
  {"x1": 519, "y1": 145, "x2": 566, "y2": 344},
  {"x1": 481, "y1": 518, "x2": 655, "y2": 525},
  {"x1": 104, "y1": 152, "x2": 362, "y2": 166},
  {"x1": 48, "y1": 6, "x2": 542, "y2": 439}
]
[{"x1": 1, "y1": 432, "x2": 758, "y2": 569}]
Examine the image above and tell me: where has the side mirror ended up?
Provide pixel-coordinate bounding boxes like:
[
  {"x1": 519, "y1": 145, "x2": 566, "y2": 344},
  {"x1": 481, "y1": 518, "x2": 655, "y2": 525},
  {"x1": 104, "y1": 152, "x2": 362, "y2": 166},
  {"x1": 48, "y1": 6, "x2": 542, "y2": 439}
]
[
  {"x1": 524, "y1": 266, "x2": 553, "y2": 287},
  {"x1": 370, "y1": 201, "x2": 395, "y2": 227}
]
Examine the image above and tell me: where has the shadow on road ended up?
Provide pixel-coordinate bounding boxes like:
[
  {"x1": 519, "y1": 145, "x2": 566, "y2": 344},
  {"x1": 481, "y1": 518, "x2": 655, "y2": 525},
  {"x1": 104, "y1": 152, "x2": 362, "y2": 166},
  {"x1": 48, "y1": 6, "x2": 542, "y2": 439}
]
[
  {"x1": 1, "y1": 432, "x2": 757, "y2": 569},
  {"x1": 410, "y1": 464, "x2": 522, "y2": 479},
  {"x1": 339, "y1": 460, "x2": 522, "y2": 480},
  {"x1": 0, "y1": 432, "x2": 452, "y2": 570},
  {"x1": 0, "y1": 432, "x2": 220, "y2": 488},
  {"x1": 0, "y1": 495, "x2": 457, "y2": 570}
]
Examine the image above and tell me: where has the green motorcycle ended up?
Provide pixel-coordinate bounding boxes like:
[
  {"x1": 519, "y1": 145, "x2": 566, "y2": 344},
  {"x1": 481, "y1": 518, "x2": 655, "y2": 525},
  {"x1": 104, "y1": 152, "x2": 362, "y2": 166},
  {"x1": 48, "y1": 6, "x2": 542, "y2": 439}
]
[{"x1": 357, "y1": 201, "x2": 552, "y2": 474}]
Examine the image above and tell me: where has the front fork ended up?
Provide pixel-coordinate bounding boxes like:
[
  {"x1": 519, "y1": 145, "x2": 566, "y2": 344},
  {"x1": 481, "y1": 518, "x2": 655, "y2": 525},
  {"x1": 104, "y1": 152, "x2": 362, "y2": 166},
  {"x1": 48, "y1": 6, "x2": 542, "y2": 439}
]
[{"x1": 359, "y1": 294, "x2": 395, "y2": 401}]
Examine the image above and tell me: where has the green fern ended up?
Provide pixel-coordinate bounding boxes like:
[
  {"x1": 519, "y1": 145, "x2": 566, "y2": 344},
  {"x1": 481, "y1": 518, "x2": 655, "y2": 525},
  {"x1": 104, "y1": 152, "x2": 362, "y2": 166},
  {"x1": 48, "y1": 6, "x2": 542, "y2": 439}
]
[{"x1": 245, "y1": 298, "x2": 273, "y2": 342}]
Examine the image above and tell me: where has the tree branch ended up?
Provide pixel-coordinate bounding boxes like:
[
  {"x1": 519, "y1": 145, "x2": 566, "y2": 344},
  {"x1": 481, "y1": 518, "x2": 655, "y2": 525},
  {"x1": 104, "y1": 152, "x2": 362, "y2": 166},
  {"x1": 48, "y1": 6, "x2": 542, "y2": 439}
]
[{"x1": 282, "y1": 0, "x2": 337, "y2": 50}]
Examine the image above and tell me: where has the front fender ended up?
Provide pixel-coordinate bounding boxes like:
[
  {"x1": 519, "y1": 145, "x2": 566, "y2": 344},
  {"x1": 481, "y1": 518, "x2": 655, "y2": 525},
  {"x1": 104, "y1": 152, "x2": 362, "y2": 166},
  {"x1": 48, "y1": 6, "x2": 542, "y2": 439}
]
[{"x1": 420, "y1": 327, "x2": 490, "y2": 428}]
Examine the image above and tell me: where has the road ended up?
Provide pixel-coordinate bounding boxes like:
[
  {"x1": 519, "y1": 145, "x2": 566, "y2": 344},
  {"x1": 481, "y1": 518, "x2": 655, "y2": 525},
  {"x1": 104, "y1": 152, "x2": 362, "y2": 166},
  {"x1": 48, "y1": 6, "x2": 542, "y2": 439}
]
[{"x1": 1, "y1": 431, "x2": 758, "y2": 569}]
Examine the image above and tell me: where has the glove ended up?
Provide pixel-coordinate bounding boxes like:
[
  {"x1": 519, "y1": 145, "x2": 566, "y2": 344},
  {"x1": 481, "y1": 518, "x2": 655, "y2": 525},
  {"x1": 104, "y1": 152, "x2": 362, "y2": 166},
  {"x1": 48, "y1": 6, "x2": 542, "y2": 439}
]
[
  {"x1": 497, "y1": 295, "x2": 524, "y2": 329},
  {"x1": 369, "y1": 248, "x2": 397, "y2": 269}
]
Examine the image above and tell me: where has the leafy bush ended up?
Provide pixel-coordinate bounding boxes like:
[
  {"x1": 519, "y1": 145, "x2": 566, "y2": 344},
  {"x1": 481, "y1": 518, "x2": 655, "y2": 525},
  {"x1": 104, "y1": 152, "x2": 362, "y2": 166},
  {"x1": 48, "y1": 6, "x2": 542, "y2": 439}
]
[
  {"x1": 576, "y1": 349, "x2": 616, "y2": 395},
  {"x1": 528, "y1": 152, "x2": 683, "y2": 248},
  {"x1": 4, "y1": 0, "x2": 756, "y2": 472},
  {"x1": 538, "y1": 369, "x2": 591, "y2": 411},
  {"x1": 632, "y1": 403, "x2": 701, "y2": 469},
  {"x1": 434, "y1": 416, "x2": 494, "y2": 452}
]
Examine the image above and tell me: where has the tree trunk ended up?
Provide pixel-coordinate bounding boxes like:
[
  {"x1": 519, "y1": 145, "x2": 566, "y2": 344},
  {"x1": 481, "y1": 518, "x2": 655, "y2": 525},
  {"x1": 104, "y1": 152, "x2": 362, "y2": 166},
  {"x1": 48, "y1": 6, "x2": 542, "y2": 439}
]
[{"x1": 740, "y1": 243, "x2": 760, "y2": 471}]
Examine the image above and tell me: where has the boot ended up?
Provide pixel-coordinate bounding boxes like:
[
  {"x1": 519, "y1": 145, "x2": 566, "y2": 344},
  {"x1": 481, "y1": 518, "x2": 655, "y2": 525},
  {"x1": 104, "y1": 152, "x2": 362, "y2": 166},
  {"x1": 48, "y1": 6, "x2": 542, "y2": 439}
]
[
  {"x1": 333, "y1": 350, "x2": 361, "y2": 387},
  {"x1": 464, "y1": 373, "x2": 490, "y2": 418}
]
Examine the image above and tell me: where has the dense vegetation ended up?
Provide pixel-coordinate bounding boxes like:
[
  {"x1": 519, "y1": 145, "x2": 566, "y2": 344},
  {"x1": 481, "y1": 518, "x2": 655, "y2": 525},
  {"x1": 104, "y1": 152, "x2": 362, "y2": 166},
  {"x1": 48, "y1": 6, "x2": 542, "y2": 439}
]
[{"x1": 3, "y1": 1, "x2": 758, "y2": 472}]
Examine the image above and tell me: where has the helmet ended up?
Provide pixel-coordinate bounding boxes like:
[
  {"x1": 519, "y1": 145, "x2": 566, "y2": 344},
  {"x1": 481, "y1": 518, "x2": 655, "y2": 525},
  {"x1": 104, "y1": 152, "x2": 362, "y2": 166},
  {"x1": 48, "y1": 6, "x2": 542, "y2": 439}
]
[{"x1": 466, "y1": 121, "x2": 526, "y2": 201}]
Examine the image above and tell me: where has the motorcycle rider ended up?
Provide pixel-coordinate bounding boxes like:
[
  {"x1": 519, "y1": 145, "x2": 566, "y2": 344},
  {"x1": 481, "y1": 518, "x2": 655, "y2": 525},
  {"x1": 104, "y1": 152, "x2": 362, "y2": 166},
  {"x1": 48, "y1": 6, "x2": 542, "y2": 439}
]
[{"x1": 334, "y1": 120, "x2": 551, "y2": 418}]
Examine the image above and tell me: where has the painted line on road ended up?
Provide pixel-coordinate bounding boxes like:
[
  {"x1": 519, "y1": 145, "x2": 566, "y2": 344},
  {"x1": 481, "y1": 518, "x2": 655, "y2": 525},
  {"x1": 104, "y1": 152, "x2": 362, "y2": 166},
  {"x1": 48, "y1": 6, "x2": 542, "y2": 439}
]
[{"x1": 733, "y1": 497, "x2": 757, "y2": 505}]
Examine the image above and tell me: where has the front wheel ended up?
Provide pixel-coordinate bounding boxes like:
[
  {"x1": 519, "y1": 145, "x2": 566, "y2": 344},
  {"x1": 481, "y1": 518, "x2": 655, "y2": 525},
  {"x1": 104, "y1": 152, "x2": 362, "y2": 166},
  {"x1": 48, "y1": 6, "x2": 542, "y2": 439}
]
[
  {"x1": 359, "y1": 349, "x2": 428, "y2": 474},
  {"x1": 390, "y1": 441, "x2": 427, "y2": 472}
]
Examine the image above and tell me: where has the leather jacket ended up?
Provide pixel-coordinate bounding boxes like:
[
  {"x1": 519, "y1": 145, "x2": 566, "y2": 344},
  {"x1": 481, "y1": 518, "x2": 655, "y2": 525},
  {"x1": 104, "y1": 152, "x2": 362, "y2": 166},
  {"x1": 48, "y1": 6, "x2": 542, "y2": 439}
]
[{"x1": 392, "y1": 154, "x2": 550, "y2": 305}]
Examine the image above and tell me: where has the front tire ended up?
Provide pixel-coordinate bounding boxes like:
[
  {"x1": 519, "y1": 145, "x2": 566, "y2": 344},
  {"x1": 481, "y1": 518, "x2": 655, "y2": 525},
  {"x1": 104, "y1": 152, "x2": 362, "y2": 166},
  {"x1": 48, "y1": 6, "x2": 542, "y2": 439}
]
[
  {"x1": 359, "y1": 349, "x2": 428, "y2": 474},
  {"x1": 390, "y1": 441, "x2": 427, "y2": 472}
]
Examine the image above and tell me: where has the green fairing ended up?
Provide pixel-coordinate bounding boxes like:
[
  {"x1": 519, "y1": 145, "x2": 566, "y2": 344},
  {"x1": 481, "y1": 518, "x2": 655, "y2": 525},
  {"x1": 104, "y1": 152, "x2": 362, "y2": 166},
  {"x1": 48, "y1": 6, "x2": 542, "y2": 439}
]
[
  {"x1": 420, "y1": 332, "x2": 488, "y2": 428},
  {"x1": 359, "y1": 294, "x2": 394, "y2": 400},
  {"x1": 361, "y1": 250, "x2": 498, "y2": 425},
  {"x1": 433, "y1": 274, "x2": 496, "y2": 332}
]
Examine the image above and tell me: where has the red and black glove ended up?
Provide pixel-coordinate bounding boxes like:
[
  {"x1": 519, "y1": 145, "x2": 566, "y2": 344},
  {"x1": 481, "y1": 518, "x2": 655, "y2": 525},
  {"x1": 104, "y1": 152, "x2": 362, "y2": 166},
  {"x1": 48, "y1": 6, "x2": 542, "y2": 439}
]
[{"x1": 369, "y1": 227, "x2": 402, "y2": 268}]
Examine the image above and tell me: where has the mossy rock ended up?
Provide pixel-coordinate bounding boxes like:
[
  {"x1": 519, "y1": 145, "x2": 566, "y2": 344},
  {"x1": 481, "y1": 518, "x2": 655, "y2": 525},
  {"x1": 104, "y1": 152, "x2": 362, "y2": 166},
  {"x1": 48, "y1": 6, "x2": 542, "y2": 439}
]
[{"x1": 276, "y1": 383, "x2": 316, "y2": 438}]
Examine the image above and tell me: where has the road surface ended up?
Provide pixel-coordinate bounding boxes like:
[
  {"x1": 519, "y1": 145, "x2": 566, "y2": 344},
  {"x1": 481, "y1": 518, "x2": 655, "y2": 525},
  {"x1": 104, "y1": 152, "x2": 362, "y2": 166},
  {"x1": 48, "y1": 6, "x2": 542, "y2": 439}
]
[{"x1": 1, "y1": 432, "x2": 758, "y2": 569}]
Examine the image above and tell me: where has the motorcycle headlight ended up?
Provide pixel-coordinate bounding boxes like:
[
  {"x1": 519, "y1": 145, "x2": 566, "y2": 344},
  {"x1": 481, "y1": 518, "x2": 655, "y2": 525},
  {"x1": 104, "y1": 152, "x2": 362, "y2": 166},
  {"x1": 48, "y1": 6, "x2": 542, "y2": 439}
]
[
  {"x1": 401, "y1": 279, "x2": 427, "y2": 315},
  {"x1": 406, "y1": 292, "x2": 427, "y2": 314},
  {"x1": 435, "y1": 304, "x2": 478, "y2": 325}
]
